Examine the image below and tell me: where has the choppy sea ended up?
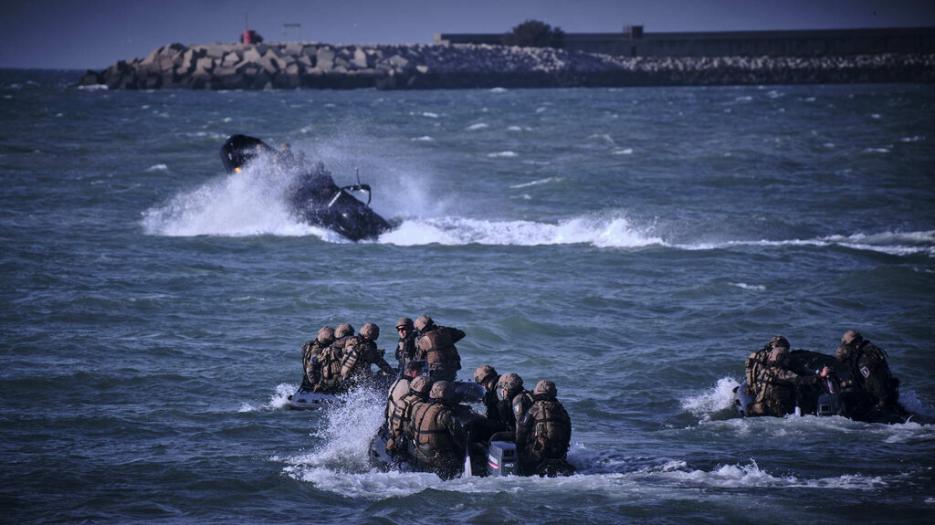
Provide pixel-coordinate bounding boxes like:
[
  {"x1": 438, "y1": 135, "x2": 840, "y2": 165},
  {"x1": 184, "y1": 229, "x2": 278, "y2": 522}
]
[{"x1": 2, "y1": 70, "x2": 934, "y2": 523}]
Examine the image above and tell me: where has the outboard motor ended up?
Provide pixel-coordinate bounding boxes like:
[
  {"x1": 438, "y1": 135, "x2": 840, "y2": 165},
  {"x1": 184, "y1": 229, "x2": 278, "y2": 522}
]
[{"x1": 487, "y1": 441, "x2": 517, "y2": 477}]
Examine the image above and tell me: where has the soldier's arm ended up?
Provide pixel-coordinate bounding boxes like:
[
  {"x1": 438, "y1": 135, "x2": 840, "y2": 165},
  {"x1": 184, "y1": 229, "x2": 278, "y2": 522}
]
[
  {"x1": 516, "y1": 411, "x2": 533, "y2": 444},
  {"x1": 448, "y1": 327, "x2": 466, "y2": 344},
  {"x1": 375, "y1": 353, "x2": 395, "y2": 375}
]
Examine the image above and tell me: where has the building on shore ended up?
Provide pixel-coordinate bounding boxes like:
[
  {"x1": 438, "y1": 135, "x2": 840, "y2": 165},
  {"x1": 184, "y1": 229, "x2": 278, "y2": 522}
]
[{"x1": 436, "y1": 26, "x2": 935, "y2": 57}]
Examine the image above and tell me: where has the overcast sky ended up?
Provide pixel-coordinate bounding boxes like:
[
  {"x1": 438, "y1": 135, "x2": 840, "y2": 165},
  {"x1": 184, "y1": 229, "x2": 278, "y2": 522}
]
[{"x1": 2, "y1": 0, "x2": 934, "y2": 69}]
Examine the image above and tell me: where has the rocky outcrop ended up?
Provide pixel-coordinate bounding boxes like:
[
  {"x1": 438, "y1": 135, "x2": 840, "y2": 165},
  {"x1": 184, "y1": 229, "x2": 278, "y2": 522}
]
[{"x1": 78, "y1": 42, "x2": 935, "y2": 90}]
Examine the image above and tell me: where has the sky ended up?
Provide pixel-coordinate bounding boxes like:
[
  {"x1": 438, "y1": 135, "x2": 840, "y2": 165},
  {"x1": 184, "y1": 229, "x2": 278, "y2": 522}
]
[{"x1": 2, "y1": 0, "x2": 934, "y2": 69}]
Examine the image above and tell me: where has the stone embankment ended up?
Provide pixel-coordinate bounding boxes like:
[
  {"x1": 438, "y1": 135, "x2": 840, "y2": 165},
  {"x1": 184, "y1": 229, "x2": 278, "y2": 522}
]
[{"x1": 79, "y1": 42, "x2": 935, "y2": 90}]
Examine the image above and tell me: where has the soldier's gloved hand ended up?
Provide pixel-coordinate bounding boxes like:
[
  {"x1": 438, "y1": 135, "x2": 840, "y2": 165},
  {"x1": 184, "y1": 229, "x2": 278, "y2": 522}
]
[
  {"x1": 819, "y1": 366, "x2": 831, "y2": 378},
  {"x1": 385, "y1": 438, "x2": 396, "y2": 452}
]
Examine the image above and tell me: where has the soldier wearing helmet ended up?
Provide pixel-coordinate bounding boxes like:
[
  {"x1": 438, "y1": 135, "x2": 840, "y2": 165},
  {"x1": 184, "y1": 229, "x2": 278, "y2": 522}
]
[
  {"x1": 516, "y1": 380, "x2": 574, "y2": 476},
  {"x1": 486, "y1": 372, "x2": 534, "y2": 444},
  {"x1": 414, "y1": 314, "x2": 465, "y2": 382},
  {"x1": 299, "y1": 326, "x2": 334, "y2": 391},
  {"x1": 409, "y1": 380, "x2": 467, "y2": 480},
  {"x1": 834, "y1": 330, "x2": 901, "y2": 421},
  {"x1": 748, "y1": 338, "x2": 826, "y2": 417},
  {"x1": 394, "y1": 317, "x2": 419, "y2": 371},
  {"x1": 474, "y1": 364, "x2": 501, "y2": 421},
  {"x1": 383, "y1": 362, "x2": 424, "y2": 453},
  {"x1": 340, "y1": 322, "x2": 394, "y2": 385}
]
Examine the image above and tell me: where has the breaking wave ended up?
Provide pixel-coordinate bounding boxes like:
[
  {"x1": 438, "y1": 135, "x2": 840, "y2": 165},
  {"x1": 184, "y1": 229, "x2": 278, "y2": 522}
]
[
  {"x1": 376, "y1": 215, "x2": 662, "y2": 248},
  {"x1": 238, "y1": 383, "x2": 297, "y2": 412},
  {"x1": 679, "y1": 230, "x2": 935, "y2": 257},
  {"x1": 681, "y1": 377, "x2": 741, "y2": 420}
]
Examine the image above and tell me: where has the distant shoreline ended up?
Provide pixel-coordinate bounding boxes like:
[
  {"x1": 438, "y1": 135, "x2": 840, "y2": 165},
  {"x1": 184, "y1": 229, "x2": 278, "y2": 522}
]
[{"x1": 78, "y1": 42, "x2": 935, "y2": 90}]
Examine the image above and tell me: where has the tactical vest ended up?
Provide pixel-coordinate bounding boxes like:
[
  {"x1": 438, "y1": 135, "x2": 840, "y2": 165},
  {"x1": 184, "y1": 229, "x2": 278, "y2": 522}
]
[
  {"x1": 303, "y1": 340, "x2": 327, "y2": 373},
  {"x1": 525, "y1": 400, "x2": 571, "y2": 457},
  {"x1": 317, "y1": 345, "x2": 344, "y2": 389},
  {"x1": 412, "y1": 401, "x2": 455, "y2": 452},
  {"x1": 417, "y1": 329, "x2": 461, "y2": 372},
  {"x1": 385, "y1": 378, "x2": 409, "y2": 421},
  {"x1": 512, "y1": 391, "x2": 534, "y2": 426},
  {"x1": 753, "y1": 367, "x2": 797, "y2": 416},
  {"x1": 389, "y1": 392, "x2": 422, "y2": 438},
  {"x1": 744, "y1": 347, "x2": 770, "y2": 395},
  {"x1": 341, "y1": 337, "x2": 376, "y2": 380}
]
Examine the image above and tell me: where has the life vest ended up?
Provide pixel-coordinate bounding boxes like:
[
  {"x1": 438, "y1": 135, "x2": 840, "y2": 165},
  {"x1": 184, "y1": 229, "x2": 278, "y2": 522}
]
[
  {"x1": 412, "y1": 401, "x2": 456, "y2": 454},
  {"x1": 744, "y1": 347, "x2": 771, "y2": 395},
  {"x1": 389, "y1": 391, "x2": 423, "y2": 439},
  {"x1": 524, "y1": 399, "x2": 571, "y2": 458},
  {"x1": 316, "y1": 345, "x2": 344, "y2": 390},
  {"x1": 417, "y1": 328, "x2": 462, "y2": 372}
]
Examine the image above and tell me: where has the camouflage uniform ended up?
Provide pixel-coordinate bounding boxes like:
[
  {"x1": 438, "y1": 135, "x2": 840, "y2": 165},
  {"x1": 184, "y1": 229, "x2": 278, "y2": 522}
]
[
  {"x1": 516, "y1": 381, "x2": 573, "y2": 476},
  {"x1": 414, "y1": 315, "x2": 464, "y2": 382},
  {"x1": 340, "y1": 327, "x2": 394, "y2": 384},
  {"x1": 836, "y1": 331, "x2": 900, "y2": 420},
  {"x1": 749, "y1": 346, "x2": 817, "y2": 417},
  {"x1": 409, "y1": 382, "x2": 467, "y2": 480}
]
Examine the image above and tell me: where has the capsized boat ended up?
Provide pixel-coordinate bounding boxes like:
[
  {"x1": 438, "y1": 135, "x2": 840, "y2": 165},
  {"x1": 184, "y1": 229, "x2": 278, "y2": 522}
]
[{"x1": 220, "y1": 134, "x2": 395, "y2": 241}]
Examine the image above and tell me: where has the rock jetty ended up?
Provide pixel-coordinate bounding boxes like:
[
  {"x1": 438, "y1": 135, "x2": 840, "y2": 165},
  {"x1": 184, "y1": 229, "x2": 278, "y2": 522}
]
[{"x1": 79, "y1": 42, "x2": 935, "y2": 90}]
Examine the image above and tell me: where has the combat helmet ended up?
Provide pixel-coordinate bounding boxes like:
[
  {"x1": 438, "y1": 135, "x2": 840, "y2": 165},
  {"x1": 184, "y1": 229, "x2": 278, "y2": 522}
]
[
  {"x1": 533, "y1": 380, "x2": 557, "y2": 400},
  {"x1": 396, "y1": 317, "x2": 414, "y2": 331},
  {"x1": 841, "y1": 330, "x2": 863, "y2": 347},
  {"x1": 360, "y1": 323, "x2": 380, "y2": 341},
  {"x1": 334, "y1": 323, "x2": 355, "y2": 339},
  {"x1": 429, "y1": 380, "x2": 455, "y2": 404},
  {"x1": 414, "y1": 314, "x2": 434, "y2": 333},
  {"x1": 769, "y1": 335, "x2": 790, "y2": 350},
  {"x1": 409, "y1": 375, "x2": 432, "y2": 397},
  {"x1": 496, "y1": 373, "x2": 523, "y2": 401},
  {"x1": 474, "y1": 364, "x2": 498, "y2": 385},
  {"x1": 316, "y1": 326, "x2": 335, "y2": 345}
]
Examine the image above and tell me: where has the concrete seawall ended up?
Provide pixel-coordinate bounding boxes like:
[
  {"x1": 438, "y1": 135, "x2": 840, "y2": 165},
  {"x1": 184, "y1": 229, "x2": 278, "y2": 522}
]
[{"x1": 78, "y1": 42, "x2": 935, "y2": 90}]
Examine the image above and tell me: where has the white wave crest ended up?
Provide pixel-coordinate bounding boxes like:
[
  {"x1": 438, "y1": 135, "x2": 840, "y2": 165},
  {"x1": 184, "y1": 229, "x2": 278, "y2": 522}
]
[
  {"x1": 681, "y1": 377, "x2": 740, "y2": 420},
  {"x1": 639, "y1": 460, "x2": 885, "y2": 490},
  {"x1": 145, "y1": 164, "x2": 168, "y2": 172},
  {"x1": 489, "y1": 87, "x2": 508, "y2": 93},
  {"x1": 239, "y1": 383, "x2": 297, "y2": 412},
  {"x1": 488, "y1": 151, "x2": 518, "y2": 158},
  {"x1": 141, "y1": 155, "x2": 328, "y2": 238},
  {"x1": 375, "y1": 215, "x2": 662, "y2": 248},
  {"x1": 730, "y1": 282, "x2": 766, "y2": 291},
  {"x1": 411, "y1": 135, "x2": 434, "y2": 142},
  {"x1": 509, "y1": 177, "x2": 563, "y2": 189},
  {"x1": 680, "y1": 230, "x2": 935, "y2": 257},
  {"x1": 466, "y1": 123, "x2": 489, "y2": 131},
  {"x1": 611, "y1": 148, "x2": 634, "y2": 155},
  {"x1": 77, "y1": 84, "x2": 108, "y2": 91}
]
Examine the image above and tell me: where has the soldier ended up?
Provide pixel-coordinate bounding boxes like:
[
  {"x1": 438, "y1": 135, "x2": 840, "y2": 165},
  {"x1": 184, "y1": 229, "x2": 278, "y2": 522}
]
[
  {"x1": 340, "y1": 323, "x2": 395, "y2": 385},
  {"x1": 394, "y1": 317, "x2": 418, "y2": 371},
  {"x1": 473, "y1": 364, "x2": 501, "y2": 421},
  {"x1": 409, "y1": 381, "x2": 468, "y2": 480},
  {"x1": 835, "y1": 330, "x2": 901, "y2": 421},
  {"x1": 516, "y1": 380, "x2": 574, "y2": 477},
  {"x1": 333, "y1": 323, "x2": 355, "y2": 349},
  {"x1": 749, "y1": 341, "x2": 827, "y2": 417},
  {"x1": 744, "y1": 335, "x2": 789, "y2": 398},
  {"x1": 300, "y1": 326, "x2": 334, "y2": 391},
  {"x1": 388, "y1": 374, "x2": 432, "y2": 453},
  {"x1": 489, "y1": 373, "x2": 534, "y2": 443},
  {"x1": 414, "y1": 314, "x2": 465, "y2": 382},
  {"x1": 384, "y1": 362, "x2": 422, "y2": 435}
]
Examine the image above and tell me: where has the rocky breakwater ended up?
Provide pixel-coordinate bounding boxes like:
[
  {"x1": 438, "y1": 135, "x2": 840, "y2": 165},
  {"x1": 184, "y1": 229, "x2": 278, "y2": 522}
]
[{"x1": 79, "y1": 42, "x2": 935, "y2": 90}]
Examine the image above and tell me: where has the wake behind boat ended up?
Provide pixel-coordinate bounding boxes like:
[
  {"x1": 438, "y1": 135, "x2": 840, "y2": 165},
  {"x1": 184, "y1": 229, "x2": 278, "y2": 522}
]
[{"x1": 219, "y1": 134, "x2": 395, "y2": 241}]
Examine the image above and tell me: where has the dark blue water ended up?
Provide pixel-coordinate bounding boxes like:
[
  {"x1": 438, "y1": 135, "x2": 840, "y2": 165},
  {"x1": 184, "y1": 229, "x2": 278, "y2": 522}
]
[{"x1": 2, "y1": 70, "x2": 935, "y2": 523}]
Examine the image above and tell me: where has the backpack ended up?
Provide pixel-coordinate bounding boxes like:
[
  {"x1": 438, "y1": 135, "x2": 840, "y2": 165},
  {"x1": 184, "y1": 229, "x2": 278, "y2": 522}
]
[{"x1": 744, "y1": 346, "x2": 770, "y2": 395}]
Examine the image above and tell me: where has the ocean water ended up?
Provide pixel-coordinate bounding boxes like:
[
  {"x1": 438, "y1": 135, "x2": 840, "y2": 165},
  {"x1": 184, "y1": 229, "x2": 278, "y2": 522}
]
[{"x1": 2, "y1": 70, "x2": 935, "y2": 523}]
